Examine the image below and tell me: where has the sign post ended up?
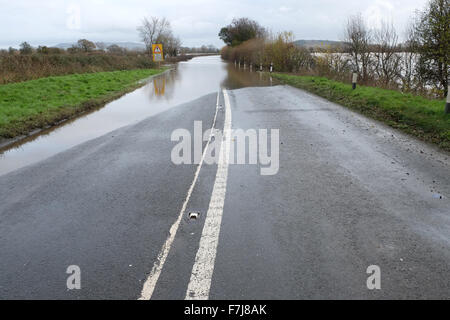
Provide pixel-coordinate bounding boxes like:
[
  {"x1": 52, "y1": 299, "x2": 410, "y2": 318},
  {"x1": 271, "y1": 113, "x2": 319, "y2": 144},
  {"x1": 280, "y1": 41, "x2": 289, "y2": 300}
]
[
  {"x1": 352, "y1": 72, "x2": 358, "y2": 90},
  {"x1": 445, "y1": 85, "x2": 450, "y2": 114}
]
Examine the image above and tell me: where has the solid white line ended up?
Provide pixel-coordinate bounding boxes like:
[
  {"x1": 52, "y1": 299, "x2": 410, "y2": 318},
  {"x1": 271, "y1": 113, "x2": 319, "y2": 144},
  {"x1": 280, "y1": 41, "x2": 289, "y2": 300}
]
[
  {"x1": 185, "y1": 89, "x2": 232, "y2": 300},
  {"x1": 139, "y1": 91, "x2": 221, "y2": 300}
]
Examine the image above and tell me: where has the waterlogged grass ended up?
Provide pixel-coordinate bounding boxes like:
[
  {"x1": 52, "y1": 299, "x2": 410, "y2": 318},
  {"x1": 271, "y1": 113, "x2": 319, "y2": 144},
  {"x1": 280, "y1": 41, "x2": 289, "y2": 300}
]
[
  {"x1": 273, "y1": 74, "x2": 450, "y2": 151},
  {"x1": 0, "y1": 69, "x2": 164, "y2": 139}
]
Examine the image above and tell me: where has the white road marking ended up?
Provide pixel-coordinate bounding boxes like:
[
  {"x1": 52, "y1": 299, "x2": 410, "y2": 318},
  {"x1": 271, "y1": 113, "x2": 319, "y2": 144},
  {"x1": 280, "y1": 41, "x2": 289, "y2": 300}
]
[
  {"x1": 139, "y1": 91, "x2": 221, "y2": 300},
  {"x1": 185, "y1": 89, "x2": 232, "y2": 300}
]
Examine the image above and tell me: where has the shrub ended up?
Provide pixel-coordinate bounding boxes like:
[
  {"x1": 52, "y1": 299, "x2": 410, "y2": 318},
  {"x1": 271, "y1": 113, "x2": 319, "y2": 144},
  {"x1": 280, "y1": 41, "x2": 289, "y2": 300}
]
[{"x1": 221, "y1": 32, "x2": 315, "y2": 72}]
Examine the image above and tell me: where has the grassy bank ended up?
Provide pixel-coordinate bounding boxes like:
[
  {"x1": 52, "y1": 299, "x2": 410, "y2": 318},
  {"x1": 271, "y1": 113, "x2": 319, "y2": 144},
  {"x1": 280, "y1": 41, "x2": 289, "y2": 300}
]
[
  {"x1": 0, "y1": 68, "x2": 164, "y2": 140},
  {"x1": 273, "y1": 74, "x2": 450, "y2": 151},
  {"x1": 0, "y1": 53, "x2": 157, "y2": 84}
]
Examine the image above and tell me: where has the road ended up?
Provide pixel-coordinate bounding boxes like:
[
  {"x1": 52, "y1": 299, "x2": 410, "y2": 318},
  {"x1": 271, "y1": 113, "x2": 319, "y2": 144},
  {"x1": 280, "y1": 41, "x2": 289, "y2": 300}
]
[{"x1": 0, "y1": 82, "x2": 449, "y2": 299}]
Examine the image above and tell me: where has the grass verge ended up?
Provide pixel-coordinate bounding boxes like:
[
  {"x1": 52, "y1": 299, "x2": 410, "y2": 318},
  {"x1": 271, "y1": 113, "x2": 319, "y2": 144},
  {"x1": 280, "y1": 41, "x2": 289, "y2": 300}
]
[
  {"x1": 0, "y1": 53, "x2": 157, "y2": 84},
  {"x1": 0, "y1": 68, "x2": 165, "y2": 140},
  {"x1": 272, "y1": 74, "x2": 450, "y2": 151}
]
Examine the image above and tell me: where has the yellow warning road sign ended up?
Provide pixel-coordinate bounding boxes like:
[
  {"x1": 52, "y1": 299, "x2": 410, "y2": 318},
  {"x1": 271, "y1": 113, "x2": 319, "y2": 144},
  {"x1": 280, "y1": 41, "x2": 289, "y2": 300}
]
[{"x1": 152, "y1": 44, "x2": 164, "y2": 62}]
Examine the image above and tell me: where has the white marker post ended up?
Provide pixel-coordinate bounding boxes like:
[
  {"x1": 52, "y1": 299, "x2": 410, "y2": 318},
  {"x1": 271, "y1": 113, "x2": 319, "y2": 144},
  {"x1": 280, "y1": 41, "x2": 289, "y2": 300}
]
[
  {"x1": 446, "y1": 85, "x2": 450, "y2": 114},
  {"x1": 260, "y1": 63, "x2": 263, "y2": 72},
  {"x1": 238, "y1": 61, "x2": 241, "y2": 69},
  {"x1": 270, "y1": 62, "x2": 273, "y2": 73},
  {"x1": 234, "y1": 60, "x2": 236, "y2": 67},
  {"x1": 243, "y1": 61, "x2": 246, "y2": 70},
  {"x1": 352, "y1": 72, "x2": 358, "y2": 90},
  {"x1": 250, "y1": 63, "x2": 252, "y2": 72}
]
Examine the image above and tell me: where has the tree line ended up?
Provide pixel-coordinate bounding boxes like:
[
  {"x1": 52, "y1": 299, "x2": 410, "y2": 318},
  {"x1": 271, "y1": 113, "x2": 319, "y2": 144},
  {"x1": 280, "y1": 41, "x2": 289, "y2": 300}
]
[
  {"x1": 3, "y1": 16, "x2": 219, "y2": 58},
  {"x1": 2, "y1": 39, "x2": 142, "y2": 56},
  {"x1": 220, "y1": 0, "x2": 449, "y2": 98}
]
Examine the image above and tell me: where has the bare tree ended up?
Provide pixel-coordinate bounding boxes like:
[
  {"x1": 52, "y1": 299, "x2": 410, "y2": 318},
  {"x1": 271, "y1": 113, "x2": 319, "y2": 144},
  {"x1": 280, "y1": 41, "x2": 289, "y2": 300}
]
[
  {"x1": 161, "y1": 35, "x2": 181, "y2": 56},
  {"x1": 137, "y1": 17, "x2": 171, "y2": 54},
  {"x1": 155, "y1": 27, "x2": 181, "y2": 57},
  {"x1": 402, "y1": 17, "x2": 421, "y2": 92},
  {"x1": 321, "y1": 45, "x2": 352, "y2": 80},
  {"x1": 373, "y1": 20, "x2": 402, "y2": 87},
  {"x1": 343, "y1": 13, "x2": 372, "y2": 83}
]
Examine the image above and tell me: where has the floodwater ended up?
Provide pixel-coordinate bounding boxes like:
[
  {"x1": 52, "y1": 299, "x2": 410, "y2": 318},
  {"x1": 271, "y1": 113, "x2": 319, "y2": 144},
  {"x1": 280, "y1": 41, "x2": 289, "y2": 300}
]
[{"x1": 0, "y1": 55, "x2": 277, "y2": 175}]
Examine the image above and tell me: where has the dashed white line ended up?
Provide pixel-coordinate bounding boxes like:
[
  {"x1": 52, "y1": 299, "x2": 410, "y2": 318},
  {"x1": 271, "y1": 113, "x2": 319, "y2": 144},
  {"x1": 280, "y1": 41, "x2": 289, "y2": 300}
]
[
  {"x1": 185, "y1": 89, "x2": 232, "y2": 300},
  {"x1": 139, "y1": 91, "x2": 221, "y2": 300}
]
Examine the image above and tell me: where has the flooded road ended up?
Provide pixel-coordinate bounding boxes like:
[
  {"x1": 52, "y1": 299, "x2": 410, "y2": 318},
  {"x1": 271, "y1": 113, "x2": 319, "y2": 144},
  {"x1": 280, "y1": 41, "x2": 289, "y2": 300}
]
[
  {"x1": 1, "y1": 56, "x2": 449, "y2": 300},
  {"x1": 0, "y1": 55, "x2": 277, "y2": 176}
]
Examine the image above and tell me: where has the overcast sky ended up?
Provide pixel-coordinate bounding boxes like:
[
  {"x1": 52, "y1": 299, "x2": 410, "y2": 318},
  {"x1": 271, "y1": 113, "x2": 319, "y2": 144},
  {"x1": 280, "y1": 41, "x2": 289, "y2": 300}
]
[{"x1": 0, "y1": 0, "x2": 429, "y2": 49}]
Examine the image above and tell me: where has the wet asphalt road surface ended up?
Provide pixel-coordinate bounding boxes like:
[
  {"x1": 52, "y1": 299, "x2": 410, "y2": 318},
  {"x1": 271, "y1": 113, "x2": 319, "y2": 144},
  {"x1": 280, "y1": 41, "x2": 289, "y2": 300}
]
[{"x1": 0, "y1": 85, "x2": 449, "y2": 299}]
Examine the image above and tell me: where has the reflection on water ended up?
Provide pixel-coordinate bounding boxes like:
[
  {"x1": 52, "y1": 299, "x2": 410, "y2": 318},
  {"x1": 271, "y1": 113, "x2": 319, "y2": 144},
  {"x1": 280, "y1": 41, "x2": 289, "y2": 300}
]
[
  {"x1": 223, "y1": 62, "x2": 276, "y2": 89},
  {"x1": 153, "y1": 77, "x2": 166, "y2": 96},
  {"x1": 0, "y1": 55, "x2": 278, "y2": 176}
]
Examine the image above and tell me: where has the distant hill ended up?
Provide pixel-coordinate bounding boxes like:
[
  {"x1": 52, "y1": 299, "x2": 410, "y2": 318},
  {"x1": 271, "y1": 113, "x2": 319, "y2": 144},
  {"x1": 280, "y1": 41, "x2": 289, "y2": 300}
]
[
  {"x1": 294, "y1": 40, "x2": 346, "y2": 49},
  {"x1": 54, "y1": 42, "x2": 146, "y2": 51}
]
